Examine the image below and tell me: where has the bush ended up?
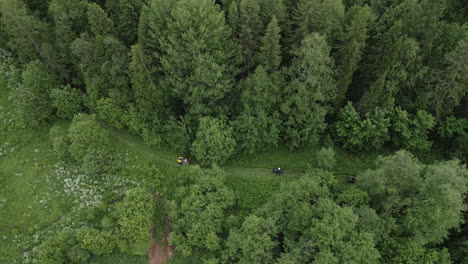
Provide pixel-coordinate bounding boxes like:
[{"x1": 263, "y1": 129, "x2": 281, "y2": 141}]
[
  {"x1": 77, "y1": 228, "x2": 117, "y2": 256},
  {"x1": 50, "y1": 84, "x2": 83, "y2": 119},
  {"x1": 124, "y1": 104, "x2": 162, "y2": 147},
  {"x1": 68, "y1": 114, "x2": 111, "y2": 163},
  {"x1": 192, "y1": 117, "x2": 236, "y2": 167},
  {"x1": 162, "y1": 116, "x2": 192, "y2": 154},
  {"x1": 96, "y1": 97, "x2": 126, "y2": 128},
  {"x1": 115, "y1": 188, "x2": 156, "y2": 255},
  {"x1": 316, "y1": 147, "x2": 336, "y2": 170},
  {"x1": 49, "y1": 125, "x2": 71, "y2": 160}
]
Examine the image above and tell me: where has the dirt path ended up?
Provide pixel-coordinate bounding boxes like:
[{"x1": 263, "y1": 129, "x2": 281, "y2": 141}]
[{"x1": 149, "y1": 216, "x2": 174, "y2": 264}]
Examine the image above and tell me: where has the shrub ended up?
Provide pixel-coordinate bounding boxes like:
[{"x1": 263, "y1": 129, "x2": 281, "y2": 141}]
[
  {"x1": 78, "y1": 228, "x2": 117, "y2": 256},
  {"x1": 192, "y1": 117, "x2": 236, "y2": 167},
  {"x1": 162, "y1": 116, "x2": 192, "y2": 154},
  {"x1": 68, "y1": 114, "x2": 111, "y2": 163},
  {"x1": 316, "y1": 147, "x2": 336, "y2": 170},
  {"x1": 49, "y1": 125, "x2": 71, "y2": 160},
  {"x1": 115, "y1": 188, "x2": 156, "y2": 255},
  {"x1": 50, "y1": 84, "x2": 83, "y2": 119},
  {"x1": 96, "y1": 97, "x2": 126, "y2": 128},
  {"x1": 124, "y1": 104, "x2": 162, "y2": 147}
]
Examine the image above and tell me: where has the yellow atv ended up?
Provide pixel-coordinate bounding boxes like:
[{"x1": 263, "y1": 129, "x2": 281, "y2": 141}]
[{"x1": 177, "y1": 157, "x2": 190, "y2": 165}]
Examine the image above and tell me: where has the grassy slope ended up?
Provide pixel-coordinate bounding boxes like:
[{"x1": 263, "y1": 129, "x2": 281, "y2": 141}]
[{"x1": 0, "y1": 76, "x2": 66, "y2": 232}]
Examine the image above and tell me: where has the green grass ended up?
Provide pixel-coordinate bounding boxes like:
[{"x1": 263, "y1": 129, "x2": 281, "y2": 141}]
[
  {"x1": 0, "y1": 126, "x2": 66, "y2": 232},
  {"x1": 227, "y1": 145, "x2": 381, "y2": 175}
]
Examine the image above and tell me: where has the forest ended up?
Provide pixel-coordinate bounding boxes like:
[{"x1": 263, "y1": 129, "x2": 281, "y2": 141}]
[{"x1": 0, "y1": 0, "x2": 467, "y2": 263}]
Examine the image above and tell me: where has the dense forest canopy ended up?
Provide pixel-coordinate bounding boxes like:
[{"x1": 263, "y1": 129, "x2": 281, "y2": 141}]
[{"x1": 0, "y1": 0, "x2": 467, "y2": 263}]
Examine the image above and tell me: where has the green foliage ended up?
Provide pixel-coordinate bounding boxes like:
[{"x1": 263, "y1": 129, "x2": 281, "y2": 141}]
[
  {"x1": 335, "y1": 102, "x2": 390, "y2": 151},
  {"x1": 316, "y1": 147, "x2": 336, "y2": 170},
  {"x1": 429, "y1": 40, "x2": 468, "y2": 117},
  {"x1": 168, "y1": 167, "x2": 234, "y2": 255},
  {"x1": 391, "y1": 108, "x2": 435, "y2": 152},
  {"x1": 357, "y1": 150, "x2": 468, "y2": 260},
  {"x1": 96, "y1": 97, "x2": 126, "y2": 128},
  {"x1": 233, "y1": 110, "x2": 280, "y2": 154},
  {"x1": 78, "y1": 228, "x2": 117, "y2": 256},
  {"x1": 238, "y1": 0, "x2": 262, "y2": 71},
  {"x1": 10, "y1": 60, "x2": 58, "y2": 126},
  {"x1": 192, "y1": 117, "x2": 236, "y2": 167},
  {"x1": 335, "y1": 4, "x2": 371, "y2": 104},
  {"x1": 162, "y1": 116, "x2": 193, "y2": 154},
  {"x1": 116, "y1": 0, "x2": 145, "y2": 45},
  {"x1": 282, "y1": 33, "x2": 336, "y2": 149},
  {"x1": 223, "y1": 215, "x2": 277, "y2": 264},
  {"x1": 87, "y1": 2, "x2": 115, "y2": 36},
  {"x1": 50, "y1": 124, "x2": 71, "y2": 160},
  {"x1": 0, "y1": 0, "x2": 51, "y2": 62},
  {"x1": 289, "y1": 0, "x2": 345, "y2": 47},
  {"x1": 124, "y1": 104, "x2": 162, "y2": 147},
  {"x1": 438, "y1": 116, "x2": 468, "y2": 138},
  {"x1": 160, "y1": 0, "x2": 238, "y2": 119},
  {"x1": 115, "y1": 188, "x2": 156, "y2": 255},
  {"x1": 129, "y1": 44, "x2": 163, "y2": 116},
  {"x1": 68, "y1": 114, "x2": 111, "y2": 163},
  {"x1": 37, "y1": 229, "x2": 90, "y2": 264},
  {"x1": 257, "y1": 16, "x2": 282, "y2": 72},
  {"x1": 258, "y1": 170, "x2": 380, "y2": 263},
  {"x1": 50, "y1": 85, "x2": 83, "y2": 120}
]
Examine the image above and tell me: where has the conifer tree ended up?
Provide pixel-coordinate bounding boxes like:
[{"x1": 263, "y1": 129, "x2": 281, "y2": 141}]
[
  {"x1": 282, "y1": 33, "x2": 337, "y2": 149},
  {"x1": 334, "y1": 5, "x2": 371, "y2": 105},
  {"x1": 288, "y1": 0, "x2": 345, "y2": 48},
  {"x1": 48, "y1": 0, "x2": 88, "y2": 81},
  {"x1": 429, "y1": 40, "x2": 468, "y2": 117},
  {"x1": 160, "y1": 0, "x2": 238, "y2": 121},
  {"x1": 238, "y1": 0, "x2": 262, "y2": 72},
  {"x1": 257, "y1": 16, "x2": 282, "y2": 73},
  {"x1": 0, "y1": 0, "x2": 51, "y2": 62},
  {"x1": 257, "y1": 0, "x2": 286, "y2": 27},
  {"x1": 117, "y1": 0, "x2": 146, "y2": 46},
  {"x1": 228, "y1": 1, "x2": 240, "y2": 38},
  {"x1": 359, "y1": 21, "x2": 426, "y2": 112}
]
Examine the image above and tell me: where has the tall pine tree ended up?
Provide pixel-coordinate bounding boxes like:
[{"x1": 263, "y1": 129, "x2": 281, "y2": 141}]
[
  {"x1": 334, "y1": 5, "x2": 371, "y2": 106},
  {"x1": 282, "y1": 33, "x2": 337, "y2": 149},
  {"x1": 257, "y1": 16, "x2": 282, "y2": 73},
  {"x1": 238, "y1": 0, "x2": 262, "y2": 72},
  {"x1": 160, "y1": 0, "x2": 238, "y2": 123}
]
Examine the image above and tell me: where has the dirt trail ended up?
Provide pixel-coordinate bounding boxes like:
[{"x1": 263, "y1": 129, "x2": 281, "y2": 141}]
[{"x1": 149, "y1": 216, "x2": 174, "y2": 264}]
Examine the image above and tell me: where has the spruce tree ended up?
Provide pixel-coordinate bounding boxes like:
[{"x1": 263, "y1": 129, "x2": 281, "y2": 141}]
[
  {"x1": 257, "y1": 16, "x2": 282, "y2": 73},
  {"x1": 48, "y1": 0, "x2": 88, "y2": 81},
  {"x1": 282, "y1": 33, "x2": 337, "y2": 149},
  {"x1": 238, "y1": 0, "x2": 262, "y2": 72},
  {"x1": 288, "y1": 0, "x2": 345, "y2": 48},
  {"x1": 359, "y1": 21, "x2": 426, "y2": 112},
  {"x1": 334, "y1": 5, "x2": 371, "y2": 105},
  {"x1": 0, "y1": 0, "x2": 51, "y2": 62},
  {"x1": 257, "y1": 0, "x2": 286, "y2": 27},
  {"x1": 160, "y1": 0, "x2": 238, "y2": 121},
  {"x1": 429, "y1": 40, "x2": 468, "y2": 117},
  {"x1": 117, "y1": 0, "x2": 146, "y2": 46},
  {"x1": 228, "y1": 1, "x2": 240, "y2": 38}
]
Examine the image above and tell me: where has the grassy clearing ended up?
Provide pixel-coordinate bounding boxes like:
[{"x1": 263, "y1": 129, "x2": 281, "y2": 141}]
[
  {"x1": 227, "y1": 145, "x2": 381, "y2": 175},
  {"x1": 0, "y1": 126, "x2": 66, "y2": 232},
  {"x1": 0, "y1": 76, "x2": 67, "y2": 232}
]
